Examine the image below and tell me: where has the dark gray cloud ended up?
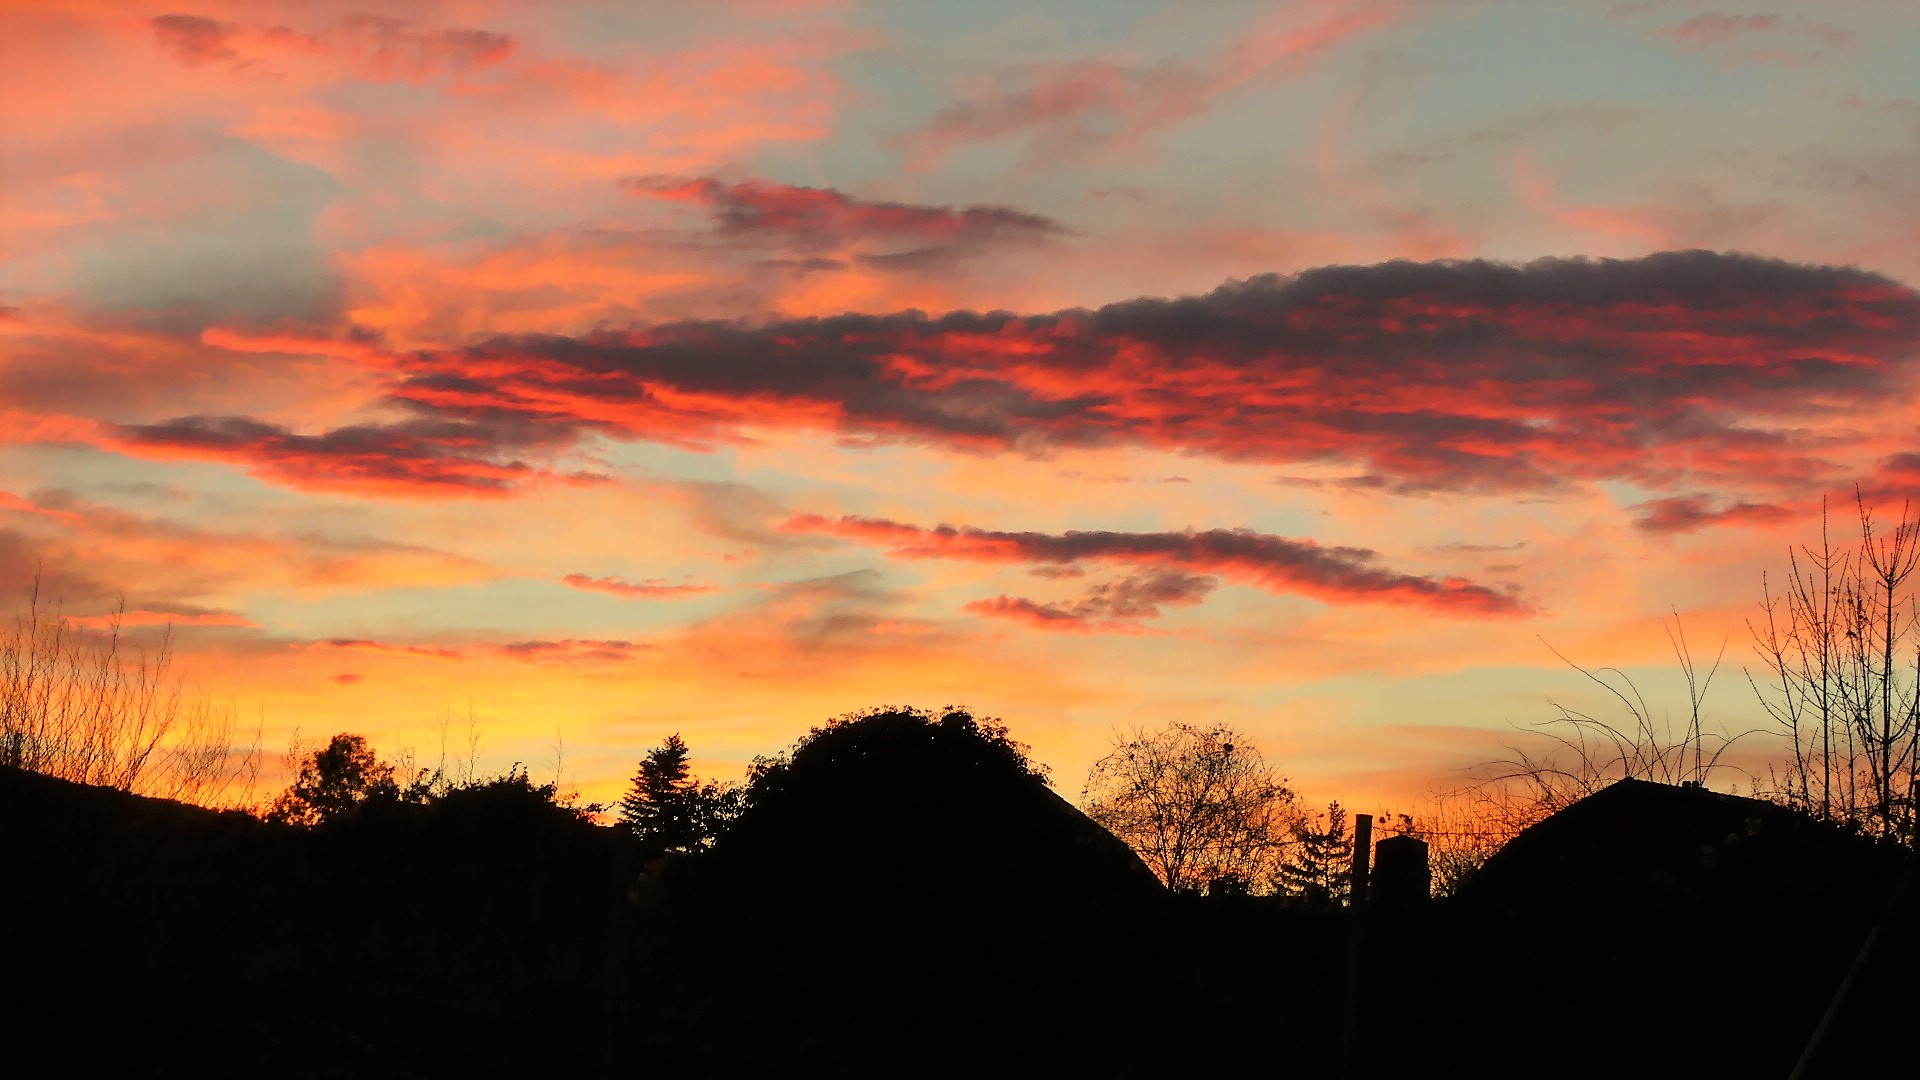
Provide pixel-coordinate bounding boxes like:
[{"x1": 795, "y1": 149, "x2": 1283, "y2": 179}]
[
  {"x1": 968, "y1": 569, "x2": 1220, "y2": 632},
  {"x1": 621, "y1": 175, "x2": 1065, "y2": 270},
  {"x1": 110, "y1": 414, "x2": 600, "y2": 497}
]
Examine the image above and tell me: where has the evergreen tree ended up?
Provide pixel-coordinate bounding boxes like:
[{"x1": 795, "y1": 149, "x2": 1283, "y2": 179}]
[
  {"x1": 619, "y1": 734, "x2": 739, "y2": 851},
  {"x1": 1280, "y1": 800, "x2": 1353, "y2": 906}
]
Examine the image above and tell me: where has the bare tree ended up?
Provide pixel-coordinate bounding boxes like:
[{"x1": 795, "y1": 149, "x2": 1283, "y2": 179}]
[
  {"x1": 1396, "y1": 615, "x2": 1752, "y2": 892},
  {"x1": 1478, "y1": 615, "x2": 1745, "y2": 818},
  {"x1": 1393, "y1": 785, "x2": 1543, "y2": 898},
  {"x1": 1080, "y1": 721, "x2": 1299, "y2": 894},
  {"x1": 0, "y1": 578, "x2": 257, "y2": 807},
  {"x1": 1750, "y1": 493, "x2": 1919, "y2": 842}
]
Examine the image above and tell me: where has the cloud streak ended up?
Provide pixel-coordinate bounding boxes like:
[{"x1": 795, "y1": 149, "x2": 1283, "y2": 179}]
[
  {"x1": 621, "y1": 175, "x2": 1065, "y2": 266},
  {"x1": 967, "y1": 569, "x2": 1218, "y2": 633},
  {"x1": 1646, "y1": 13, "x2": 1855, "y2": 65},
  {"x1": 303, "y1": 635, "x2": 651, "y2": 665},
  {"x1": 559, "y1": 573, "x2": 716, "y2": 599},
  {"x1": 783, "y1": 513, "x2": 1528, "y2": 617},
  {"x1": 109, "y1": 414, "x2": 605, "y2": 498},
  {"x1": 893, "y1": 3, "x2": 1399, "y2": 166}
]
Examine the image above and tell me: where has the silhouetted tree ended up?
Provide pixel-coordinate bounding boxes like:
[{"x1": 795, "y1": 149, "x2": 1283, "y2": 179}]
[
  {"x1": 1751, "y1": 493, "x2": 1920, "y2": 843},
  {"x1": 743, "y1": 706, "x2": 1048, "y2": 802},
  {"x1": 1080, "y1": 721, "x2": 1297, "y2": 894},
  {"x1": 267, "y1": 733, "x2": 399, "y2": 825},
  {"x1": 619, "y1": 734, "x2": 739, "y2": 851},
  {"x1": 1281, "y1": 801, "x2": 1353, "y2": 906},
  {"x1": 0, "y1": 578, "x2": 256, "y2": 805}
]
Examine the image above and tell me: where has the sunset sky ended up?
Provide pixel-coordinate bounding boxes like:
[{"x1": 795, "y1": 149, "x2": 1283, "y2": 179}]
[{"x1": 3, "y1": 0, "x2": 1917, "y2": 811}]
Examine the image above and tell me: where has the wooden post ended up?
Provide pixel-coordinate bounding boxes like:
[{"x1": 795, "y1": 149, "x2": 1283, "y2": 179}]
[
  {"x1": 1349, "y1": 813, "x2": 1373, "y2": 908},
  {"x1": 1339, "y1": 813, "x2": 1373, "y2": 1078}
]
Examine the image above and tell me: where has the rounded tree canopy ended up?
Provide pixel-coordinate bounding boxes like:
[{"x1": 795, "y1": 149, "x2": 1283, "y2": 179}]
[{"x1": 717, "y1": 706, "x2": 1159, "y2": 907}]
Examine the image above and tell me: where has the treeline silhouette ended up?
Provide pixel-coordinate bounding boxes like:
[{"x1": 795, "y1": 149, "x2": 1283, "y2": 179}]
[{"x1": 4, "y1": 704, "x2": 1914, "y2": 1078}]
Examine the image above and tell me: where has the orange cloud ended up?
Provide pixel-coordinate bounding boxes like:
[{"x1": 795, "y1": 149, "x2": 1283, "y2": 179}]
[
  {"x1": 0, "y1": 488, "x2": 494, "y2": 599},
  {"x1": 1508, "y1": 152, "x2": 1669, "y2": 249}
]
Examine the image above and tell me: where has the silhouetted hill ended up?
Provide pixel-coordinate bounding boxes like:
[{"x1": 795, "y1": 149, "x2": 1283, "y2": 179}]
[{"x1": 1403, "y1": 779, "x2": 1916, "y2": 1079}]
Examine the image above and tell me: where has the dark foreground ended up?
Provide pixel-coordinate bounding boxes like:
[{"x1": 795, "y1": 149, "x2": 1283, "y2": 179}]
[{"x1": 3, "y1": 761, "x2": 1911, "y2": 1078}]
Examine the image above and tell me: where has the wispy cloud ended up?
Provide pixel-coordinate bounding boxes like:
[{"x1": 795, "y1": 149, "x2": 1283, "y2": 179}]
[
  {"x1": 109, "y1": 414, "x2": 608, "y2": 498},
  {"x1": 893, "y1": 3, "x2": 1400, "y2": 167},
  {"x1": 1644, "y1": 12, "x2": 1854, "y2": 65},
  {"x1": 150, "y1": 12, "x2": 517, "y2": 82}
]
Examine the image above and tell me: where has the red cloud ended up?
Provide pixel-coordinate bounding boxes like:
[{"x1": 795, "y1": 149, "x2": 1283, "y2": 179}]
[
  {"x1": 783, "y1": 514, "x2": 1528, "y2": 618},
  {"x1": 378, "y1": 252, "x2": 1919, "y2": 498},
  {"x1": 1858, "y1": 452, "x2": 1920, "y2": 505},
  {"x1": 559, "y1": 574, "x2": 716, "y2": 599}
]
